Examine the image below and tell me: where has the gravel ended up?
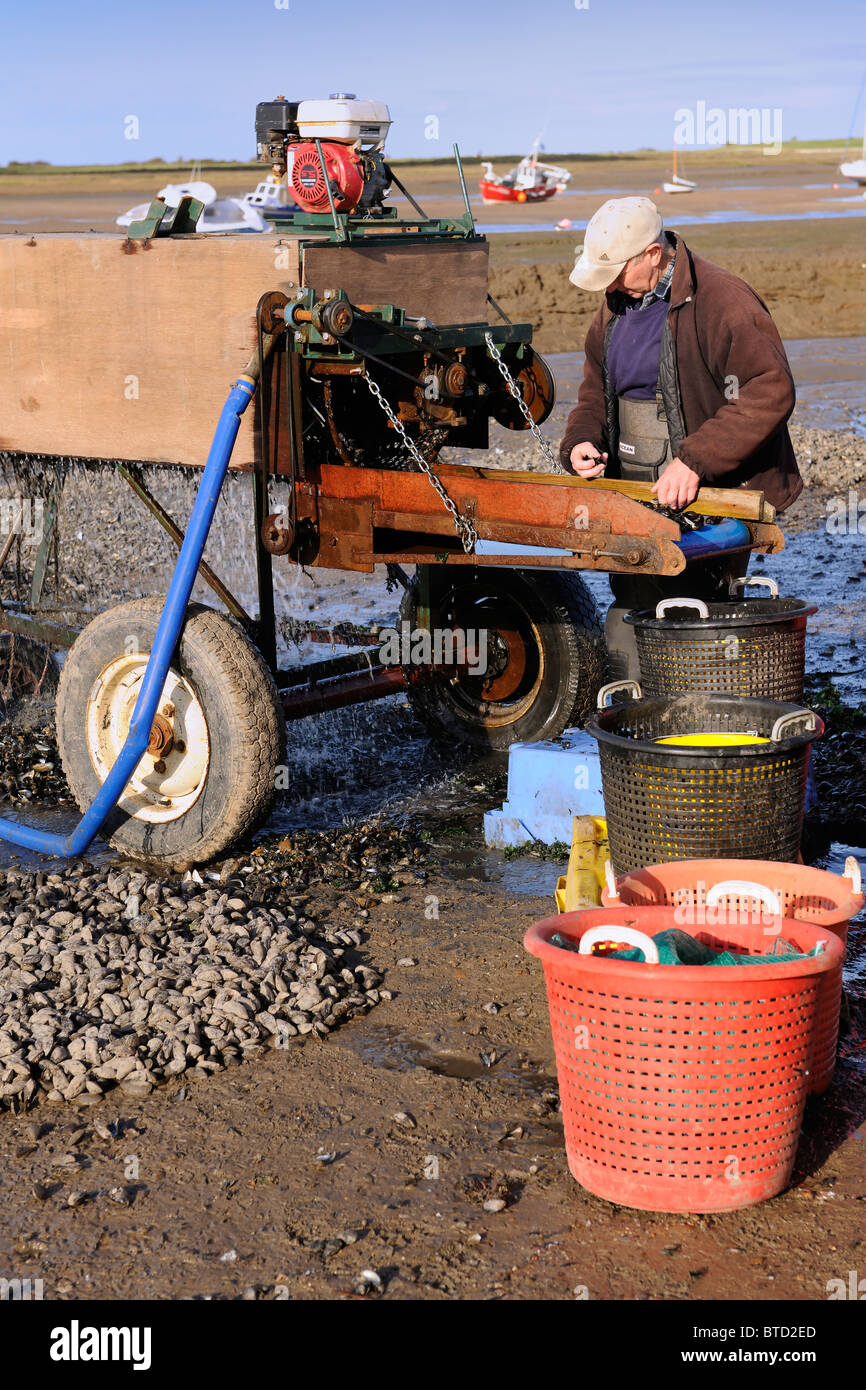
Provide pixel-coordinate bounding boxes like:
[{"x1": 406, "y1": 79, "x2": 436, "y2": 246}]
[
  {"x1": 0, "y1": 725, "x2": 72, "y2": 807},
  {"x1": 788, "y1": 423, "x2": 866, "y2": 490},
  {"x1": 0, "y1": 859, "x2": 390, "y2": 1111}
]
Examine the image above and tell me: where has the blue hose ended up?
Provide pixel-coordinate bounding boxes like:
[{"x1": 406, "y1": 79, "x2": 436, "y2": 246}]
[
  {"x1": 676, "y1": 517, "x2": 752, "y2": 562},
  {"x1": 0, "y1": 375, "x2": 256, "y2": 857}
]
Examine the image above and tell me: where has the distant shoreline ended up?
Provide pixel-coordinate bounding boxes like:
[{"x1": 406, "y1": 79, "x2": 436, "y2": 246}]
[{"x1": 0, "y1": 139, "x2": 856, "y2": 180}]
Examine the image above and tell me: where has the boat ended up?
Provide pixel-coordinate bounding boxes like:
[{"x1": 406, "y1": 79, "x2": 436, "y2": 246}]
[
  {"x1": 117, "y1": 179, "x2": 272, "y2": 233},
  {"x1": 662, "y1": 147, "x2": 696, "y2": 195},
  {"x1": 840, "y1": 109, "x2": 866, "y2": 185},
  {"x1": 241, "y1": 175, "x2": 300, "y2": 220},
  {"x1": 478, "y1": 143, "x2": 571, "y2": 204}
]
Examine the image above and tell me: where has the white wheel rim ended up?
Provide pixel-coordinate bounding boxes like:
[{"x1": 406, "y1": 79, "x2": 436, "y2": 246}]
[{"x1": 86, "y1": 653, "x2": 210, "y2": 824}]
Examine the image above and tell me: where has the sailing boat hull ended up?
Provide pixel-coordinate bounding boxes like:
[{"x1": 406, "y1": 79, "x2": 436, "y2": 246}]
[{"x1": 840, "y1": 160, "x2": 866, "y2": 186}]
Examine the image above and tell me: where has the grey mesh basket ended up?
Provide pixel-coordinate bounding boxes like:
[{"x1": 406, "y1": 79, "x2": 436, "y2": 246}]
[
  {"x1": 626, "y1": 577, "x2": 816, "y2": 702},
  {"x1": 587, "y1": 680, "x2": 823, "y2": 876}
]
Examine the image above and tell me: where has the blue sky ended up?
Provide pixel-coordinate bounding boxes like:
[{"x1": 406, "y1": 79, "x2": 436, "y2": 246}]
[{"x1": 1, "y1": 0, "x2": 864, "y2": 164}]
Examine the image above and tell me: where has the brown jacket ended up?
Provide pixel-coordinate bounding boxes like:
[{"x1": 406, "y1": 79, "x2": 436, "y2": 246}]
[{"x1": 559, "y1": 234, "x2": 802, "y2": 511}]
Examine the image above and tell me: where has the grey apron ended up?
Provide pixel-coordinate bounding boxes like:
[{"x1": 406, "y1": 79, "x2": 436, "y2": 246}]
[
  {"x1": 604, "y1": 391, "x2": 748, "y2": 682},
  {"x1": 616, "y1": 392, "x2": 672, "y2": 483}
]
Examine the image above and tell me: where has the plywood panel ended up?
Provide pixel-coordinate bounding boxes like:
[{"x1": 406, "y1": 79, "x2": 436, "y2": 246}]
[
  {"x1": 301, "y1": 239, "x2": 489, "y2": 325},
  {"x1": 0, "y1": 232, "x2": 491, "y2": 469},
  {"x1": 0, "y1": 233, "x2": 302, "y2": 468}
]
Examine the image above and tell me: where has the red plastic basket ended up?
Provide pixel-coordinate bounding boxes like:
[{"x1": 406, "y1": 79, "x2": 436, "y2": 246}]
[
  {"x1": 524, "y1": 905, "x2": 843, "y2": 1213},
  {"x1": 602, "y1": 858, "x2": 863, "y2": 1095}
]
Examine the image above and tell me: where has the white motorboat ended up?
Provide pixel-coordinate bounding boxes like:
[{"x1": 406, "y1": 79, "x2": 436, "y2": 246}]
[{"x1": 241, "y1": 176, "x2": 299, "y2": 219}]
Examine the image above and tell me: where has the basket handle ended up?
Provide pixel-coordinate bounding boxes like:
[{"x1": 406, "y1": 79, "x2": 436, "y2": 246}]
[
  {"x1": 844, "y1": 855, "x2": 862, "y2": 896},
  {"x1": 705, "y1": 879, "x2": 783, "y2": 915},
  {"x1": 604, "y1": 859, "x2": 620, "y2": 900},
  {"x1": 577, "y1": 924, "x2": 660, "y2": 963},
  {"x1": 596, "y1": 679, "x2": 642, "y2": 710},
  {"x1": 729, "y1": 576, "x2": 780, "y2": 599},
  {"x1": 655, "y1": 597, "x2": 709, "y2": 619},
  {"x1": 770, "y1": 710, "x2": 817, "y2": 742}
]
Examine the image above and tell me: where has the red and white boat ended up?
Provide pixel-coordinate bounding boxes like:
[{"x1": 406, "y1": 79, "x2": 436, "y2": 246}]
[{"x1": 478, "y1": 144, "x2": 571, "y2": 204}]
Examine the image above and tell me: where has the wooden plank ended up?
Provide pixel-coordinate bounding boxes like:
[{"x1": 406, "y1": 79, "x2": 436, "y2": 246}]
[
  {"x1": 0, "y1": 232, "x2": 302, "y2": 469},
  {"x1": 442, "y1": 465, "x2": 776, "y2": 523},
  {"x1": 585, "y1": 476, "x2": 776, "y2": 523},
  {"x1": 301, "y1": 239, "x2": 489, "y2": 325}
]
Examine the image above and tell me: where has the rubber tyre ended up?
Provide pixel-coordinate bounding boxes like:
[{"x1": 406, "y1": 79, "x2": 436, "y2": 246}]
[
  {"x1": 400, "y1": 568, "x2": 605, "y2": 751},
  {"x1": 56, "y1": 597, "x2": 285, "y2": 870}
]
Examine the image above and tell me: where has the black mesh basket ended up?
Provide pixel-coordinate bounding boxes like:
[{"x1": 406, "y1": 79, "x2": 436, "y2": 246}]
[
  {"x1": 587, "y1": 682, "x2": 823, "y2": 875},
  {"x1": 626, "y1": 577, "x2": 816, "y2": 701}
]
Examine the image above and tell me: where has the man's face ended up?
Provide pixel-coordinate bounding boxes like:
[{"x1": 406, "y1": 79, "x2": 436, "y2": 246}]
[{"x1": 606, "y1": 242, "x2": 665, "y2": 298}]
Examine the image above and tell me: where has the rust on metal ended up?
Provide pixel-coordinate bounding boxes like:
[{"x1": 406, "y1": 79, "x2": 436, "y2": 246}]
[
  {"x1": 0, "y1": 607, "x2": 80, "y2": 649},
  {"x1": 147, "y1": 713, "x2": 175, "y2": 758},
  {"x1": 481, "y1": 626, "x2": 526, "y2": 701},
  {"x1": 280, "y1": 664, "x2": 408, "y2": 720},
  {"x1": 260, "y1": 512, "x2": 295, "y2": 555}
]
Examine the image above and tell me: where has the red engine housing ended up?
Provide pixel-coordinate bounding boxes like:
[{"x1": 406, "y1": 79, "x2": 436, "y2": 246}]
[{"x1": 288, "y1": 141, "x2": 365, "y2": 213}]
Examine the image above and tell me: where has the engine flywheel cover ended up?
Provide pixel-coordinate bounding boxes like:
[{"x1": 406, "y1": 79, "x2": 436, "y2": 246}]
[{"x1": 490, "y1": 347, "x2": 556, "y2": 431}]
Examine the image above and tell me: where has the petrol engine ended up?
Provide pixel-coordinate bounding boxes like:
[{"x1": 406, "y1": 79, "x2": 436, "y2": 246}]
[{"x1": 255, "y1": 93, "x2": 393, "y2": 215}]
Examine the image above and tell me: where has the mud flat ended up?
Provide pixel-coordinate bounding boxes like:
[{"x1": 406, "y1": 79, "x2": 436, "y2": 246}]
[{"x1": 0, "y1": 150, "x2": 865, "y2": 1302}]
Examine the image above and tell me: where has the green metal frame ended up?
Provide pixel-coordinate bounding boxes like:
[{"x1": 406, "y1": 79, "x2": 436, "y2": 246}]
[
  {"x1": 273, "y1": 208, "x2": 477, "y2": 243},
  {"x1": 285, "y1": 287, "x2": 531, "y2": 361}
]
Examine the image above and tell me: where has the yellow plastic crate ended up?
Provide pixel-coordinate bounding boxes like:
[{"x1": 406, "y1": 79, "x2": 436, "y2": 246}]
[{"x1": 554, "y1": 815, "x2": 610, "y2": 914}]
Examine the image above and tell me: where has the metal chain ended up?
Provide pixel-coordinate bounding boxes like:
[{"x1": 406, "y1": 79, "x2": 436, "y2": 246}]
[
  {"x1": 362, "y1": 372, "x2": 478, "y2": 554},
  {"x1": 484, "y1": 332, "x2": 565, "y2": 474}
]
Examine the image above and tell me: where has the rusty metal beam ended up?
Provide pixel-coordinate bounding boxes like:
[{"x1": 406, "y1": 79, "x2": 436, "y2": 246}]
[
  {"x1": 279, "y1": 648, "x2": 382, "y2": 689},
  {"x1": 280, "y1": 664, "x2": 407, "y2": 720},
  {"x1": 356, "y1": 543, "x2": 686, "y2": 574},
  {"x1": 0, "y1": 606, "x2": 80, "y2": 648},
  {"x1": 318, "y1": 463, "x2": 682, "y2": 543}
]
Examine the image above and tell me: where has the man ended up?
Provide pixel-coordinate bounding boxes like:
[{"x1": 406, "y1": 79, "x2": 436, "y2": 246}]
[{"x1": 560, "y1": 196, "x2": 801, "y2": 681}]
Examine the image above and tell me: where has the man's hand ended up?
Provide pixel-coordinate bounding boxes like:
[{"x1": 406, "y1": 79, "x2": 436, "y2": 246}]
[
  {"x1": 570, "y1": 442, "x2": 608, "y2": 478},
  {"x1": 652, "y1": 457, "x2": 701, "y2": 509}
]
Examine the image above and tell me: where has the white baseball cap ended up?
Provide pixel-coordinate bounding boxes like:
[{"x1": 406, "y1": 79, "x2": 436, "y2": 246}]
[{"x1": 570, "y1": 197, "x2": 664, "y2": 292}]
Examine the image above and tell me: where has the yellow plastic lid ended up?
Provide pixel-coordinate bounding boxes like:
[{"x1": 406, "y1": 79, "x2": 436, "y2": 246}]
[{"x1": 655, "y1": 732, "x2": 770, "y2": 747}]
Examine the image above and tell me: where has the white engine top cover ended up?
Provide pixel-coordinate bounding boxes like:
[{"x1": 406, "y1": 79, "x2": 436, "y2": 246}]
[{"x1": 296, "y1": 96, "x2": 391, "y2": 145}]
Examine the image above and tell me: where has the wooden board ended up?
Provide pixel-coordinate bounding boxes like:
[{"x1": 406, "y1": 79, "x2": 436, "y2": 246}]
[
  {"x1": 301, "y1": 239, "x2": 489, "y2": 325},
  {"x1": 1, "y1": 233, "x2": 289, "y2": 469},
  {"x1": 0, "y1": 233, "x2": 491, "y2": 469},
  {"x1": 454, "y1": 466, "x2": 776, "y2": 524}
]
